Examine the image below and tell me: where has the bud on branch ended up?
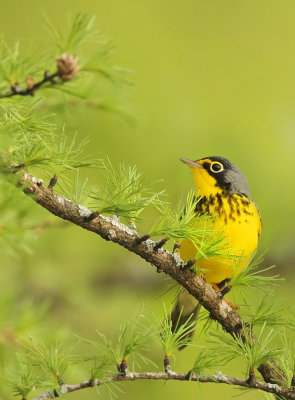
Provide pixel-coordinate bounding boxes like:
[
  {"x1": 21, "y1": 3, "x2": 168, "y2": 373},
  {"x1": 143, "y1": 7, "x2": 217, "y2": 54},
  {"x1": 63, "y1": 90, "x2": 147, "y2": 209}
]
[{"x1": 56, "y1": 53, "x2": 80, "y2": 82}]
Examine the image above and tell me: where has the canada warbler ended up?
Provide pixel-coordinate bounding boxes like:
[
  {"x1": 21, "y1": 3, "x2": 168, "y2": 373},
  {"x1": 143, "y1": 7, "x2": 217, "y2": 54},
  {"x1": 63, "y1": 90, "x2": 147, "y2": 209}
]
[{"x1": 171, "y1": 156, "x2": 262, "y2": 345}]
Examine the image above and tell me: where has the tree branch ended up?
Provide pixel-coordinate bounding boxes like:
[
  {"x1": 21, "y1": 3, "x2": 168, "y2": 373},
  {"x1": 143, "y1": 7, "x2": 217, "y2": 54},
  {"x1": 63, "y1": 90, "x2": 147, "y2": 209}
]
[
  {"x1": 30, "y1": 371, "x2": 295, "y2": 400},
  {"x1": 0, "y1": 53, "x2": 80, "y2": 98},
  {"x1": 17, "y1": 171, "x2": 285, "y2": 388},
  {"x1": 0, "y1": 72, "x2": 59, "y2": 98}
]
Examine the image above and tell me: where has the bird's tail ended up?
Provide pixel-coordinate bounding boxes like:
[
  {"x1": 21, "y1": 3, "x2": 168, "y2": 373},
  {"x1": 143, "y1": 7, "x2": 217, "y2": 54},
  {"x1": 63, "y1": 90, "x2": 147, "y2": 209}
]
[{"x1": 170, "y1": 290, "x2": 201, "y2": 350}]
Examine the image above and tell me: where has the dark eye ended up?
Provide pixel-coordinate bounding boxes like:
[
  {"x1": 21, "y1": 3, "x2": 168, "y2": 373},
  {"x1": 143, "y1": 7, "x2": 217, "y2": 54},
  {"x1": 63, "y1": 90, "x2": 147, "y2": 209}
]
[{"x1": 210, "y1": 162, "x2": 224, "y2": 173}]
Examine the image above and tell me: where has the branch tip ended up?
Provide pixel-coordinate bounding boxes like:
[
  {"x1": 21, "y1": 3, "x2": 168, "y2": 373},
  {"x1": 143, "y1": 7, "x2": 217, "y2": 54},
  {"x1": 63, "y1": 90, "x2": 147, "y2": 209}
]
[
  {"x1": 185, "y1": 369, "x2": 193, "y2": 380},
  {"x1": 164, "y1": 356, "x2": 171, "y2": 373},
  {"x1": 89, "y1": 378, "x2": 95, "y2": 387},
  {"x1": 154, "y1": 238, "x2": 168, "y2": 251},
  {"x1": 83, "y1": 211, "x2": 99, "y2": 222},
  {"x1": 247, "y1": 370, "x2": 256, "y2": 384},
  {"x1": 15, "y1": 163, "x2": 26, "y2": 170},
  {"x1": 220, "y1": 284, "x2": 232, "y2": 297},
  {"x1": 135, "y1": 234, "x2": 150, "y2": 244},
  {"x1": 173, "y1": 242, "x2": 180, "y2": 253},
  {"x1": 48, "y1": 174, "x2": 58, "y2": 189},
  {"x1": 0, "y1": 68, "x2": 59, "y2": 98},
  {"x1": 118, "y1": 359, "x2": 129, "y2": 375},
  {"x1": 11, "y1": 81, "x2": 19, "y2": 93},
  {"x1": 182, "y1": 259, "x2": 195, "y2": 269}
]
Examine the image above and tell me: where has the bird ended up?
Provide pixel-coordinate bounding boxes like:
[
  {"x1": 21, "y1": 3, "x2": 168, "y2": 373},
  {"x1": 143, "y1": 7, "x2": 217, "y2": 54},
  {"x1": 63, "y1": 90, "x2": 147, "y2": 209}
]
[{"x1": 171, "y1": 156, "x2": 262, "y2": 346}]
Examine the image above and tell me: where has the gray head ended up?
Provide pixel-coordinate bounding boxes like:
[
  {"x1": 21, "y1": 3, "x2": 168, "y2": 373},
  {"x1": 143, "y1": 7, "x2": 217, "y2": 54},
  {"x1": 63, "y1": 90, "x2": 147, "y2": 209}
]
[{"x1": 181, "y1": 156, "x2": 251, "y2": 197}]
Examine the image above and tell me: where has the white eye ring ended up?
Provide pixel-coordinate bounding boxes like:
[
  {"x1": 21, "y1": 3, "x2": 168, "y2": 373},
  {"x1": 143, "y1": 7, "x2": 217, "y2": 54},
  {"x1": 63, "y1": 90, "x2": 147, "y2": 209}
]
[{"x1": 210, "y1": 162, "x2": 224, "y2": 173}]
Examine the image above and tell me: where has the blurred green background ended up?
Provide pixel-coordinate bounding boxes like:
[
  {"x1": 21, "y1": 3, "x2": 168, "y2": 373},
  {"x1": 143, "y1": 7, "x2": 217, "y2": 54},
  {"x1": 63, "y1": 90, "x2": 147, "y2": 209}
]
[{"x1": 1, "y1": 1, "x2": 295, "y2": 399}]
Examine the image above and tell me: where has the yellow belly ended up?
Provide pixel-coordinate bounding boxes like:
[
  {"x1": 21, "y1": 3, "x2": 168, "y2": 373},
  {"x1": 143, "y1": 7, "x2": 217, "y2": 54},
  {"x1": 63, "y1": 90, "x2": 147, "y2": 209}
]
[{"x1": 180, "y1": 195, "x2": 261, "y2": 284}]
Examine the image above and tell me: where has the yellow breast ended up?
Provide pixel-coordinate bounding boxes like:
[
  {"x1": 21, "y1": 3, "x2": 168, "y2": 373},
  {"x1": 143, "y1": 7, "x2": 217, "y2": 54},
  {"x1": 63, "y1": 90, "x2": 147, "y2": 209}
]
[{"x1": 180, "y1": 193, "x2": 261, "y2": 285}]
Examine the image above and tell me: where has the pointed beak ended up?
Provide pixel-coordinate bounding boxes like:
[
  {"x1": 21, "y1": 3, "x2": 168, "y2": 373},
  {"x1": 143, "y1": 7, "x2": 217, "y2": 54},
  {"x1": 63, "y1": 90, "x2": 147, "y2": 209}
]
[{"x1": 180, "y1": 158, "x2": 203, "y2": 169}]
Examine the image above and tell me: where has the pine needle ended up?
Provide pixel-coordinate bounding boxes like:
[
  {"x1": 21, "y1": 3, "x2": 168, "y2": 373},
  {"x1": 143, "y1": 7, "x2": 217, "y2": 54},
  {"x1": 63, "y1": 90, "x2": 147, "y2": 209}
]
[
  {"x1": 209, "y1": 323, "x2": 282, "y2": 375},
  {"x1": 7, "y1": 364, "x2": 43, "y2": 399},
  {"x1": 231, "y1": 251, "x2": 283, "y2": 291},
  {"x1": 8, "y1": 130, "x2": 103, "y2": 175},
  {"x1": 0, "y1": 99, "x2": 54, "y2": 137},
  {"x1": 18, "y1": 337, "x2": 73, "y2": 387},
  {"x1": 275, "y1": 331, "x2": 295, "y2": 387},
  {"x1": 191, "y1": 347, "x2": 223, "y2": 375},
  {"x1": 240, "y1": 290, "x2": 295, "y2": 330},
  {"x1": 0, "y1": 37, "x2": 49, "y2": 85},
  {"x1": 150, "y1": 190, "x2": 240, "y2": 262},
  {"x1": 159, "y1": 304, "x2": 196, "y2": 356},
  {"x1": 89, "y1": 159, "x2": 164, "y2": 221},
  {"x1": 43, "y1": 13, "x2": 99, "y2": 54},
  {"x1": 77, "y1": 309, "x2": 155, "y2": 369}
]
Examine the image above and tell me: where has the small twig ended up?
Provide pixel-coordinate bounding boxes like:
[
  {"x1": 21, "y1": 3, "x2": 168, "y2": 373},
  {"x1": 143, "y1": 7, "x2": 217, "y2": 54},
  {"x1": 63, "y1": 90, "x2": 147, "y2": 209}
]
[
  {"x1": 220, "y1": 284, "x2": 232, "y2": 297},
  {"x1": 163, "y1": 356, "x2": 170, "y2": 372},
  {"x1": 182, "y1": 259, "x2": 195, "y2": 269},
  {"x1": 129, "y1": 220, "x2": 137, "y2": 230},
  {"x1": 118, "y1": 360, "x2": 129, "y2": 375},
  {"x1": 173, "y1": 242, "x2": 180, "y2": 252},
  {"x1": 0, "y1": 71, "x2": 59, "y2": 99},
  {"x1": 185, "y1": 369, "x2": 193, "y2": 380},
  {"x1": 163, "y1": 356, "x2": 176, "y2": 376},
  {"x1": 12, "y1": 163, "x2": 26, "y2": 170},
  {"x1": 28, "y1": 370, "x2": 295, "y2": 400},
  {"x1": 247, "y1": 369, "x2": 256, "y2": 384},
  {"x1": 154, "y1": 238, "x2": 168, "y2": 252},
  {"x1": 83, "y1": 211, "x2": 99, "y2": 222},
  {"x1": 57, "y1": 375, "x2": 64, "y2": 386},
  {"x1": 48, "y1": 174, "x2": 58, "y2": 189},
  {"x1": 135, "y1": 234, "x2": 150, "y2": 244}
]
